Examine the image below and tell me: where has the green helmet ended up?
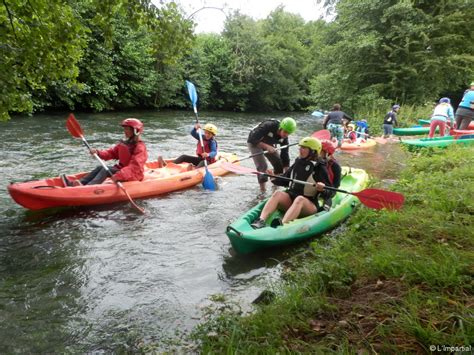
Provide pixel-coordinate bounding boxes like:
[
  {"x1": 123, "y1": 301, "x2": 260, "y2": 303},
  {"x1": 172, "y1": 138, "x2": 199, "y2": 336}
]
[
  {"x1": 299, "y1": 137, "x2": 322, "y2": 154},
  {"x1": 279, "y1": 117, "x2": 297, "y2": 134}
]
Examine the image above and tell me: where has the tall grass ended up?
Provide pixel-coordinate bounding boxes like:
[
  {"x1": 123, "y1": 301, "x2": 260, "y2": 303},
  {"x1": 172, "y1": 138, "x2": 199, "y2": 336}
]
[{"x1": 192, "y1": 145, "x2": 474, "y2": 353}]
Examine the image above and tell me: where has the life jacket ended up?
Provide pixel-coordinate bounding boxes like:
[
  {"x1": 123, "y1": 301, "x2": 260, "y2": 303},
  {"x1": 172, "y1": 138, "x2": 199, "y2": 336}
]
[
  {"x1": 112, "y1": 140, "x2": 138, "y2": 169},
  {"x1": 196, "y1": 138, "x2": 218, "y2": 164},
  {"x1": 345, "y1": 131, "x2": 357, "y2": 142},
  {"x1": 327, "y1": 159, "x2": 335, "y2": 185}
]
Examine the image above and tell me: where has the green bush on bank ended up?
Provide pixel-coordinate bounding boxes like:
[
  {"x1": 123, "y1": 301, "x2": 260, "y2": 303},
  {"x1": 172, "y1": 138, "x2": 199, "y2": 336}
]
[{"x1": 193, "y1": 145, "x2": 474, "y2": 353}]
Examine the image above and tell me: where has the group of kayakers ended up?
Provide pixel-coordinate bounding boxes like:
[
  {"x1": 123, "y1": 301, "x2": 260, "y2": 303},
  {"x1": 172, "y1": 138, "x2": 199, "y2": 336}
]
[{"x1": 58, "y1": 81, "x2": 473, "y2": 228}]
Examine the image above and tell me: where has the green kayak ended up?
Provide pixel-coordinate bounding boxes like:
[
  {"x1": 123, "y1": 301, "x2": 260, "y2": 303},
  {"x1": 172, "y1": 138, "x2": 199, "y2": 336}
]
[
  {"x1": 225, "y1": 167, "x2": 369, "y2": 254},
  {"x1": 401, "y1": 135, "x2": 474, "y2": 150},
  {"x1": 393, "y1": 126, "x2": 436, "y2": 136}
]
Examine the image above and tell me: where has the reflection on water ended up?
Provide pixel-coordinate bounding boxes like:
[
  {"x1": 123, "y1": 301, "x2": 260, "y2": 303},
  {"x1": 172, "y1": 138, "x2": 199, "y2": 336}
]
[{"x1": 0, "y1": 111, "x2": 408, "y2": 352}]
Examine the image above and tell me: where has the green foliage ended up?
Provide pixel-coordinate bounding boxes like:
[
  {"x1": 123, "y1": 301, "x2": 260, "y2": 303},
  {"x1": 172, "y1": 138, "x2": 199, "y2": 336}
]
[
  {"x1": 192, "y1": 145, "x2": 474, "y2": 352},
  {"x1": 0, "y1": 0, "x2": 87, "y2": 119}
]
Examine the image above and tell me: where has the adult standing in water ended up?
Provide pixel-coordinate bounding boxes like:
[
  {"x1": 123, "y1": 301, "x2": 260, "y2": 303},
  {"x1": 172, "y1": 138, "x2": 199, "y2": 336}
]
[
  {"x1": 323, "y1": 104, "x2": 353, "y2": 148},
  {"x1": 455, "y1": 82, "x2": 474, "y2": 130},
  {"x1": 247, "y1": 117, "x2": 297, "y2": 192},
  {"x1": 382, "y1": 104, "x2": 400, "y2": 138}
]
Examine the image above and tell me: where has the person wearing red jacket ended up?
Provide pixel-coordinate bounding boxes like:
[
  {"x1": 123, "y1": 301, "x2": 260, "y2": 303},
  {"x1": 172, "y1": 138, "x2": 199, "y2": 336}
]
[{"x1": 61, "y1": 118, "x2": 148, "y2": 186}]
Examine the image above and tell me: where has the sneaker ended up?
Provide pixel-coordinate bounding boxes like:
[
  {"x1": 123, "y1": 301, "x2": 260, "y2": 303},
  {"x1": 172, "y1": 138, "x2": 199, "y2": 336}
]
[
  {"x1": 60, "y1": 174, "x2": 73, "y2": 187},
  {"x1": 251, "y1": 218, "x2": 266, "y2": 229},
  {"x1": 323, "y1": 199, "x2": 332, "y2": 211},
  {"x1": 270, "y1": 218, "x2": 282, "y2": 228}
]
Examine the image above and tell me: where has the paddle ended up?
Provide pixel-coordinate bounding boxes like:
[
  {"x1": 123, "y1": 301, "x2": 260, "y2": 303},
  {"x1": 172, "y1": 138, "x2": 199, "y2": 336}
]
[
  {"x1": 236, "y1": 129, "x2": 331, "y2": 163},
  {"x1": 185, "y1": 80, "x2": 216, "y2": 191},
  {"x1": 221, "y1": 162, "x2": 404, "y2": 210},
  {"x1": 66, "y1": 114, "x2": 145, "y2": 214}
]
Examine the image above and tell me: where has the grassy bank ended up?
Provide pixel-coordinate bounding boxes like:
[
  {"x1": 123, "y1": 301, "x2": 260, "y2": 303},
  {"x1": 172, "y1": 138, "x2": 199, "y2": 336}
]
[{"x1": 193, "y1": 145, "x2": 474, "y2": 353}]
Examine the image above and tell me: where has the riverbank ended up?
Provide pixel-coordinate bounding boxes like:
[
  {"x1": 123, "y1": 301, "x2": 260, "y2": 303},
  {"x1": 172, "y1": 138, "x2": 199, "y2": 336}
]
[{"x1": 192, "y1": 145, "x2": 474, "y2": 353}]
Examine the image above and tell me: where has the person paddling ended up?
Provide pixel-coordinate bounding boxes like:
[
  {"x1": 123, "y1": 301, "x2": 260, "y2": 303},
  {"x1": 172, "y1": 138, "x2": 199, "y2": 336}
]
[
  {"x1": 61, "y1": 118, "x2": 148, "y2": 186},
  {"x1": 173, "y1": 123, "x2": 218, "y2": 168},
  {"x1": 382, "y1": 104, "x2": 400, "y2": 138},
  {"x1": 251, "y1": 137, "x2": 332, "y2": 229},
  {"x1": 247, "y1": 117, "x2": 297, "y2": 192}
]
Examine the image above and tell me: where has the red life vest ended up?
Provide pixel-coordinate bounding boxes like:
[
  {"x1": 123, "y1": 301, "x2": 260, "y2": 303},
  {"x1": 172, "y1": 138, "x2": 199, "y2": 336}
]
[
  {"x1": 196, "y1": 138, "x2": 217, "y2": 164},
  {"x1": 327, "y1": 159, "x2": 335, "y2": 185}
]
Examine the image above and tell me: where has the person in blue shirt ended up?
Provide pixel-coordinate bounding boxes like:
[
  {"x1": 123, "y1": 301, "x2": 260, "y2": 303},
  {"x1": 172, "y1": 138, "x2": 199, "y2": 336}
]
[
  {"x1": 455, "y1": 82, "x2": 474, "y2": 130},
  {"x1": 173, "y1": 123, "x2": 218, "y2": 167},
  {"x1": 429, "y1": 98, "x2": 454, "y2": 138}
]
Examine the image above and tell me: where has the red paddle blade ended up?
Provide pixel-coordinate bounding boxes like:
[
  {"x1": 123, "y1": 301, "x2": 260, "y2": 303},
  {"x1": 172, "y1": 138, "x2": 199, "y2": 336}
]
[
  {"x1": 66, "y1": 113, "x2": 84, "y2": 138},
  {"x1": 312, "y1": 129, "x2": 330, "y2": 140},
  {"x1": 353, "y1": 188, "x2": 404, "y2": 210},
  {"x1": 221, "y1": 162, "x2": 258, "y2": 175}
]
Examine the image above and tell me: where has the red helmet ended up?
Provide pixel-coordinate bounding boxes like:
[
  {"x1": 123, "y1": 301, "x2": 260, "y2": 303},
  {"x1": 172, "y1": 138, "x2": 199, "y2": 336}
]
[
  {"x1": 121, "y1": 118, "x2": 144, "y2": 135},
  {"x1": 321, "y1": 140, "x2": 336, "y2": 155}
]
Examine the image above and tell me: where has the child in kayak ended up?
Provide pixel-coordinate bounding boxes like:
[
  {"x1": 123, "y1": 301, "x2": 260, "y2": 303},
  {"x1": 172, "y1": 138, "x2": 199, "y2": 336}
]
[
  {"x1": 61, "y1": 118, "x2": 148, "y2": 186},
  {"x1": 344, "y1": 123, "x2": 357, "y2": 143},
  {"x1": 355, "y1": 119, "x2": 370, "y2": 141},
  {"x1": 251, "y1": 137, "x2": 332, "y2": 229},
  {"x1": 173, "y1": 123, "x2": 218, "y2": 168}
]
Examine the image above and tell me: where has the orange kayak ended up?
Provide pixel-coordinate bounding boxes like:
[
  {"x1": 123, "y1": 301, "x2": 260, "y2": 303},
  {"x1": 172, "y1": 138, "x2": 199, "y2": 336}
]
[
  {"x1": 340, "y1": 138, "x2": 376, "y2": 150},
  {"x1": 8, "y1": 153, "x2": 238, "y2": 210}
]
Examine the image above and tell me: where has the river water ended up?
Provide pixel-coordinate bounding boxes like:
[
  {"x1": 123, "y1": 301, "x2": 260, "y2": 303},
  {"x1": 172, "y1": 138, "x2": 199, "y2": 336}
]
[{"x1": 0, "y1": 110, "x2": 408, "y2": 352}]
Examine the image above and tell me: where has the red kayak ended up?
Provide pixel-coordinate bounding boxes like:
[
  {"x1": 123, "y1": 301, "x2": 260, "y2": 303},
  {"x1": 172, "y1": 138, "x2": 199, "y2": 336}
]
[{"x1": 8, "y1": 153, "x2": 237, "y2": 210}]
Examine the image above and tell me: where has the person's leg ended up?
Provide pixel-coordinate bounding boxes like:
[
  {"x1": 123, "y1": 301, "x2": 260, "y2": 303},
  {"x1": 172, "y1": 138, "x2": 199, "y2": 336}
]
[
  {"x1": 438, "y1": 121, "x2": 446, "y2": 137},
  {"x1": 336, "y1": 125, "x2": 344, "y2": 147},
  {"x1": 79, "y1": 166, "x2": 103, "y2": 185},
  {"x1": 386, "y1": 124, "x2": 394, "y2": 138},
  {"x1": 265, "y1": 152, "x2": 283, "y2": 175},
  {"x1": 260, "y1": 191, "x2": 293, "y2": 220},
  {"x1": 248, "y1": 144, "x2": 269, "y2": 192},
  {"x1": 455, "y1": 113, "x2": 464, "y2": 130},
  {"x1": 173, "y1": 155, "x2": 202, "y2": 165},
  {"x1": 429, "y1": 120, "x2": 439, "y2": 138},
  {"x1": 84, "y1": 166, "x2": 119, "y2": 185},
  {"x1": 282, "y1": 196, "x2": 317, "y2": 223},
  {"x1": 459, "y1": 115, "x2": 473, "y2": 130}
]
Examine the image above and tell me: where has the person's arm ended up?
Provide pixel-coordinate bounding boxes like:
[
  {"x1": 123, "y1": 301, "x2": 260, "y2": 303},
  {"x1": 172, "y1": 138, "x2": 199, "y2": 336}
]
[
  {"x1": 190, "y1": 127, "x2": 200, "y2": 140},
  {"x1": 208, "y1": 140, "x2": 217, "y2": 159},
  {"x1": 314, "y1": 163, "x2": 332, "y2": 199},
  {"x1": 330, "y1": 161, "x2": 342, "y2": 189},
  {"x1": 322, "y1": 115, "x2": 329, "y2": 129},
  {"x1": 97, "y1": 144, "x2": 119, "y2": 161},
  {"x1": 271, "y1": 163, "x2": 293, "y2": 187},
  {"x1": 113, "y1": 143, "x2": 148, "y2": 181},
  {"x1": 343, "y1": 112, "x2": 353, "y2": 122}
]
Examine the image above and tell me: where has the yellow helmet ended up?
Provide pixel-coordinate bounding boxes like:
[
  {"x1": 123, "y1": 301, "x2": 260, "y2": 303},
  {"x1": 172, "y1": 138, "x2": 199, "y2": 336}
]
[
  {"x1": 204, "y1": 123, "x2": 217, "y2": 136},
  {"x1": 299, "y1": 137, "x2": 321, "y2": 154},
  {"x1": 348, "y1": 123, "x2": 355, "y2": 130}
]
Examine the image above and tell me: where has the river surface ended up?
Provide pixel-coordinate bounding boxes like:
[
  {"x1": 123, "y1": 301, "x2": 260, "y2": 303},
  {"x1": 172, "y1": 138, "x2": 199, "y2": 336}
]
[{"x1": 0, "y1": 110, "x2": 408, "y2": 352}]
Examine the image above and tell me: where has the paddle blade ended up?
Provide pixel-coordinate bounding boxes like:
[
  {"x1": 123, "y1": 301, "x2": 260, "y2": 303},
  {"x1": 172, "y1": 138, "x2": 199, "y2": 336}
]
[
  {"x1": 185, "y1": 80, "x2": 198, "y2": 107},
  {"x1": 312, "y1": 129, "x2": 331, "y2": 140},
  {"x1": 66, "y1": 113, "x2": 84, "y2": 138},
  {"x1": 353, "y1": 188, "x2": 404, "y2": 210},
  {"x1": 202, "y1": 168, "x2": 216, "y2": 190},
  {"x1": 221, "y1": 162, "x2": 258, "y2": 175}
]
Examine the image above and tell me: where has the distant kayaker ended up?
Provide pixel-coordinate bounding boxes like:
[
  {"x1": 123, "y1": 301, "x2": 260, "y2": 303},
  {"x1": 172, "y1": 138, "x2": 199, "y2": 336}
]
[
  {"x1": 251, "y1": 137, "x2": 332, "y2": 229},
  {"x1": 382, "y1": 104, "x2": 400, "y2": 138},
  {"x1": 172, "y1": 123, "x2": 218, "y2": 168},
  {"x1": 429, "y1": 97, "x2": 454, "y2": 138},
  {"x1": 355, "y1": 119, "x2": 370, "y2": 140},
  {"x1": 323, "y1": 104, "x2": 353, "y2": 148},
  {"x1": 61, "y1": 118, "x2": 148, "y2": 186},
  {"x1": 247, "y1": 117, "x2": 297, "y2": 192},
  {"x1": 455, "y1": 82, "x2": 474, "y2": 130},
  {"x1": 344, "y1": 123, "x2": 357, "y2": 143}
]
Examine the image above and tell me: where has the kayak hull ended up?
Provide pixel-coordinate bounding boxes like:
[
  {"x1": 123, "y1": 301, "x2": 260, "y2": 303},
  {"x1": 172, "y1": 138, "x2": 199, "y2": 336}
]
[
  {"x1": 226, "y1": 167, "x2": 369, "y2": 254},
  {"x1": 401, "y1": 136, "x2": 474, "y2": 150},
  {"x1": 340, "y1": 138, "x2": 376, "y2": 150},
  {"x1": 393, "y1": 126, "x2": 435, "y2": 136},
  {"x1": 418, "y1": 119, "x2": 474, "y2": 130},
  {"x1": 8, "y1": 153, "x2": 237, "y2": 210}
]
